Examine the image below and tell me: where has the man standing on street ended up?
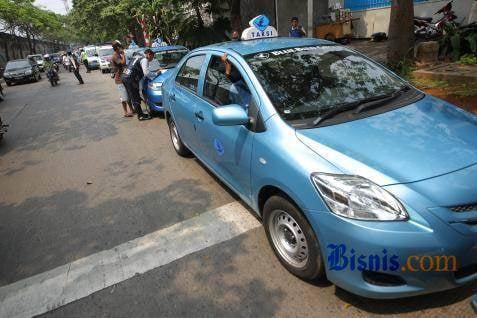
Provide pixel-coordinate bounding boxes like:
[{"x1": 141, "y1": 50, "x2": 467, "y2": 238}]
[
  {"x1": 289, "y1": 17, "x2": 306, "y2": 38},
  {"x1": 122, "y1": 49, "x2": 158, "y2": 120},
  {"x1": 111, "y1": 40, "x2": 134, "y2": 117},
  {"x1": 68, "y1": 51, "x2": 84, "y2": 84},
  {"x1": 81, "y1": 49, "x2": 91, "y2": 73}
]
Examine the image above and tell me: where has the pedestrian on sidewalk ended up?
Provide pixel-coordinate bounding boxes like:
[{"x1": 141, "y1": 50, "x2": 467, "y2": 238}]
[
  {"x1": 68, "y1": 51, "x2": 84, "y2": 84},
  {"x1": 81, "y1": 49, "x2": 91, "y2": 73},
  {"x1": 111, "y1": 40, "x2": 134, "y2": 117}
]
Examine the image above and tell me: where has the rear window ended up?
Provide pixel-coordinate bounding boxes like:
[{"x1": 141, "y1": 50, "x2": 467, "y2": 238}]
[
  {"x1": 175, "y1": 55, "x2": 205, "y2": 93},
  {"x1": 98, "y1": 48, "x2": 114, "y2": 57}
]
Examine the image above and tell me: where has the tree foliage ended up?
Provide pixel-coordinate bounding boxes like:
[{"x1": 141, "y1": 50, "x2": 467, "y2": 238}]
[
  {"x1": 0, "y1": 0, "x2": 74, "y2": 53},
  {"x1": 69, "y1": 0, "x2": 231, "y2": 47}
]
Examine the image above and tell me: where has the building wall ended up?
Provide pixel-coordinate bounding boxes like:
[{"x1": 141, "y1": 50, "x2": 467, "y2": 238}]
[
  {"x1": 241, "y1": 0, "x2": 328, "y2": 37},
  {"x1": 0, "y1": 32, "x2": 66, "y2": 62},
  {"x1": 350, "y1": 0, "x2": 474, "y2": 38}
]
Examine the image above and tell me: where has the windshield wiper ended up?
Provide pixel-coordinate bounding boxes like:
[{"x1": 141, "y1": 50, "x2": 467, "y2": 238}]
[
  {"x1": 312, "y1": 86, "x2": 410, "y2": 126},
  {"x1": 312, "y1": 102, "x2": 361, "y2": 126},
  {"x1": 354, "y1": 86, "x2": 410, "y2": 114}
]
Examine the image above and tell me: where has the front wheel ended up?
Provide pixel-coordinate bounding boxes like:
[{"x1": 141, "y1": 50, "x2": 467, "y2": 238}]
[
  {"x1": 168, "y1": 118, "x2": 192, "y2": 157},
  {"x1": 263, "y1": 195, "x2": 326, "y2": 281}
]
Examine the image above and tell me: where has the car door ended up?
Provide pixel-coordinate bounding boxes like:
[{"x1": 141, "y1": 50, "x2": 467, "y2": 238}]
[
  {"x1": 169, "y1": 54, "x2": 207, "y2": 152},
  {"x1": 193, "y1": 53, "x2": 262, "y2": 202}
]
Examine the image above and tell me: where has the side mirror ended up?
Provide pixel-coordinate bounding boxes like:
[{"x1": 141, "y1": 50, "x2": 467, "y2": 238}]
[{"x1": 212, "y1": 104, "x2": 249, "y2": 126}]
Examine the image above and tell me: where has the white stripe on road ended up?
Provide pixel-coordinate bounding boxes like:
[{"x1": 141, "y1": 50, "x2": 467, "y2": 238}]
[{"x1": 0, "y1": 202, "x2": 261, "y2": 318}]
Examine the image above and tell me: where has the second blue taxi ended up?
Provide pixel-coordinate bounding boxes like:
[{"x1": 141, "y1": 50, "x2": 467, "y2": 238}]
[
  {"x1": 142, "y1": 45, "x2": 189, "y2": 114},
  {"x1": 162, "y1": 16, "x2": 477, "y2": 299}
]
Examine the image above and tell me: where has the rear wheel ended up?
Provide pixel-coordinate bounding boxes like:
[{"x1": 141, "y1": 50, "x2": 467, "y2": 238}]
[
  {"x1": 5, "y1": 81, "x2": 12, "y2": 86},
  {"x1": 263, "y1": 195, "x2": 325, "y2": 280},
  {"x1": 168, "y1": 118, "x2": 192, "y2": 157}
]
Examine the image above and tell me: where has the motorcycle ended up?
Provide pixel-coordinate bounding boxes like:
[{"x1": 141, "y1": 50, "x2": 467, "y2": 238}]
[
  {"x1": 414, "y1": 1, "x2": 458, "y2": 39},
  {"x1": 47, "y1": 68, "x2": 59, "y2": 86}
]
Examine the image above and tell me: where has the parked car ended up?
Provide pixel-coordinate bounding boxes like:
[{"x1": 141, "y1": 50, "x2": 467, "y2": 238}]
[
  {"x1": 142, "y1": 46, "x2": 188, "y2": 114},
  {"x1": 3, "y1": 59, "x2": 41, "y2": 86},
  {"x1": 27, "y1": 54, "x2": 45, "y2": 71},
  {"x1": 97, "y1": 46, "x2": 114, "y2": 73},
  {"x1": 163, "y1": 29, "x2": 477, "y2": 298},
  {"x1": 83, "y1": 45, "x2": 100, "y2": 70}
]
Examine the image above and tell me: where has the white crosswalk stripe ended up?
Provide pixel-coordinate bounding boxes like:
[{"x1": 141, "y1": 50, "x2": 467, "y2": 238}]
[{"x1": 0, "y1": 202, "x2": 261, "y2": 318}]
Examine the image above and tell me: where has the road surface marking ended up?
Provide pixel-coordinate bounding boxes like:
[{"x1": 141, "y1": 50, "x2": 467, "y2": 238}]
[{"x1": 0, "y1": 201, "x2": 261, "y2": 318}]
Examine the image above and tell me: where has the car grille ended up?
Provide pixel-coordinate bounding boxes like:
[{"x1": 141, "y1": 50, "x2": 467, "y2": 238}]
[{"x1": 449, "y1": 203, "x2": 477, "y2": 213}]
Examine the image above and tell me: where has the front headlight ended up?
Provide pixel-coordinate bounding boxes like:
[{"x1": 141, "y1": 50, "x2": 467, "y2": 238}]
[
  {"x1": 148, "y1": 82, "x2": 162, "y2": 91},
  {"x1": 25, "y1": 70, "x2": 32, "y2": 75},
  {"x1": 311, "y1": 173, "x2": 408, "y2": 221}
]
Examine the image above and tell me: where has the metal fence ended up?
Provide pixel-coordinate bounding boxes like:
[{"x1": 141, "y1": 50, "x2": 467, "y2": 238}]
[{"x1": 344, "y1": 0, "x2": 429, "y2": 11}]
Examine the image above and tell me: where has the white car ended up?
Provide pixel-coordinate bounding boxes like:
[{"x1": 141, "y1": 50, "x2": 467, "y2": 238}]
[
  {"x1": 83, "y1": 46, "x2": 100, "y2": 70},
  {"x1": 97, "y1": 46, "x2": 114, "y2": 73}
]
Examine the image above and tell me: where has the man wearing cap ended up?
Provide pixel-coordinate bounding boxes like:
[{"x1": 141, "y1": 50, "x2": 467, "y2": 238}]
[
  {"x1": 289, "y1": 17, "x2": 306, "y2": 38},
  {"x1": 111, "y1": 40, "x2": 134, "y2": 117}
]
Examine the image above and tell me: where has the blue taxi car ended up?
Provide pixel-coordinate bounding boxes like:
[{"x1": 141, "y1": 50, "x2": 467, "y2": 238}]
[
  {"x1": 162, "y1": 17, "x2": 477, "y2": 299},
  {"x1": 142, "y1": 46, "x2": 188, "y2": 114}
]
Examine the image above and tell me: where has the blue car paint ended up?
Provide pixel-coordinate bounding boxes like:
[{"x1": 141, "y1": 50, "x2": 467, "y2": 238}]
[
  {"x1": 142, "y1": 46, "x2": 188, "y2": 113},
  {"x1": 162, "y1": 37, "x2": 477, "y2": 298}
]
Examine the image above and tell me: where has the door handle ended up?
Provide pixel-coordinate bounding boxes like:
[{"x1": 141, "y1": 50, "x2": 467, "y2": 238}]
[
  {"x1": 194, "y1": 110, "x2": 204, "y2": 121},
  {"x1": 170, "y1": 93, "x2": 176, "y2": 101}
]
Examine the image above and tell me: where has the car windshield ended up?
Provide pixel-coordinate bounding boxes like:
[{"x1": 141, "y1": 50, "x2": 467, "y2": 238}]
[
  {"x1": 246, "y1": 45, "x2": 406, "y2": 123},
  {"x1": 98, "y1": 48, "x2": 114, "y2": 57},
  {"x1": 153, "y1": 50, "x2": 188, "y2": 69},
  {"x1": 6, "y1": 60, "x2": 30, "y2": 69}
]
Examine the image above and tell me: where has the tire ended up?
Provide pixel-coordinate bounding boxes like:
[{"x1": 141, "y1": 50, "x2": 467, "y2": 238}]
[
  {"x1": 38, "y1": 73, "x2": 41, "y2": 80},
  {"x1": 6, "y1": 81, "x2": 12, "y2": 86},
  {"x1": 263, "y1": 195, "x2": 325, "y2": 281},
  {"x1": 168, "y1": 118, "x2": 192, "y2": 157}
]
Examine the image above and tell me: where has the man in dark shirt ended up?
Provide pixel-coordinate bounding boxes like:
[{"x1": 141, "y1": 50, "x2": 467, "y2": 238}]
[
  {"x1": 111, "y1": 41, "x2": 134, "y2": 117},
  {"x1": 122, "y1": 49, "x2": 156, "y2": 120}
]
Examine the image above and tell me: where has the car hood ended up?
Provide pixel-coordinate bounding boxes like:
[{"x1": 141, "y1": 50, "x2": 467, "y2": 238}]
[{"x1": 296, "y1": 95, "x2": 477, "y2": 186}]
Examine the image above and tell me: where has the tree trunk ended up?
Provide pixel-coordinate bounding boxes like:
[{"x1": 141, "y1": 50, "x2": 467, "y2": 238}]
[
  {"x1": 230, "y1": 0, "x2": 242, "y2": 32},
  {"x1": 26, "y1": 32, "x2": 33, "y2": 55},
  {"x1": 193, "y1": 1, "x2": 204, "y2": 29},
  {"x1": 387, "y1": 0, "x2": 415, "y2": 66}
]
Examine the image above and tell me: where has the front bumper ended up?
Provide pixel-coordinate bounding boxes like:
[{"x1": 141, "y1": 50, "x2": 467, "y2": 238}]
[
  {"x1": 99, "y1": 62, "x2": 111, "y2": 70},
  {"x1": 145, "y1": 89, "x2": 164, "y2": 112},
  {"x1": 306, "y1": 208, "x2": 477, "y2": 299},
  {"x1": 4, "y1": 75, "x2": 35, "y2": 83}
]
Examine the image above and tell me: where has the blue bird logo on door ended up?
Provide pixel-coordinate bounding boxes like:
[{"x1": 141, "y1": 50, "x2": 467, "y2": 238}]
[
  {"x1": 252, "y1": 15, "x2": 270, "y2": 32},
  {"x1": 213, "y1": 138, "x2": 225, "y2": 156}
]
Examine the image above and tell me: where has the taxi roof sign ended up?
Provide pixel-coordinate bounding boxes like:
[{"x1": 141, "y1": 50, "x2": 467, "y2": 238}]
[{"x1": 241, "y1": 15, "x2": 278, "y2": 41}]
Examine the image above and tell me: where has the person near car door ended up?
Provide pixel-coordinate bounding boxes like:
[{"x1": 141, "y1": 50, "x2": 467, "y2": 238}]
[
  {"x1": 121, "y1": 49, "x2": 157, "y2": 120},
  {"x1": 68, "y1": 51, "x2": 84, "y2": 84},
  {"x1": 111, "y1": 41, "x2": 134, "y2": 117}
]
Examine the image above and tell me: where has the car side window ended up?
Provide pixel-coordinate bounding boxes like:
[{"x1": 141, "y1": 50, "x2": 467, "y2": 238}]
[
  {"x1": 203, "y1": 55, "x2": 252, "y2": 110},
  {"x1": 175, "y1": 55, "x2": 205, "y2": 93}
]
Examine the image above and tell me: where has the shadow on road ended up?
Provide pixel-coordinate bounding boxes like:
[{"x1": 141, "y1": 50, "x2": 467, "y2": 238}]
[{"x1": 0, "y1": 179, "x2": 213, "y2": 286}]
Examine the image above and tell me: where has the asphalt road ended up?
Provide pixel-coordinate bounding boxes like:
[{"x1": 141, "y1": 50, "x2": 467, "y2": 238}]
[{"x1": 0, "y1": 69, "x2": 475, "y2": 317}]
